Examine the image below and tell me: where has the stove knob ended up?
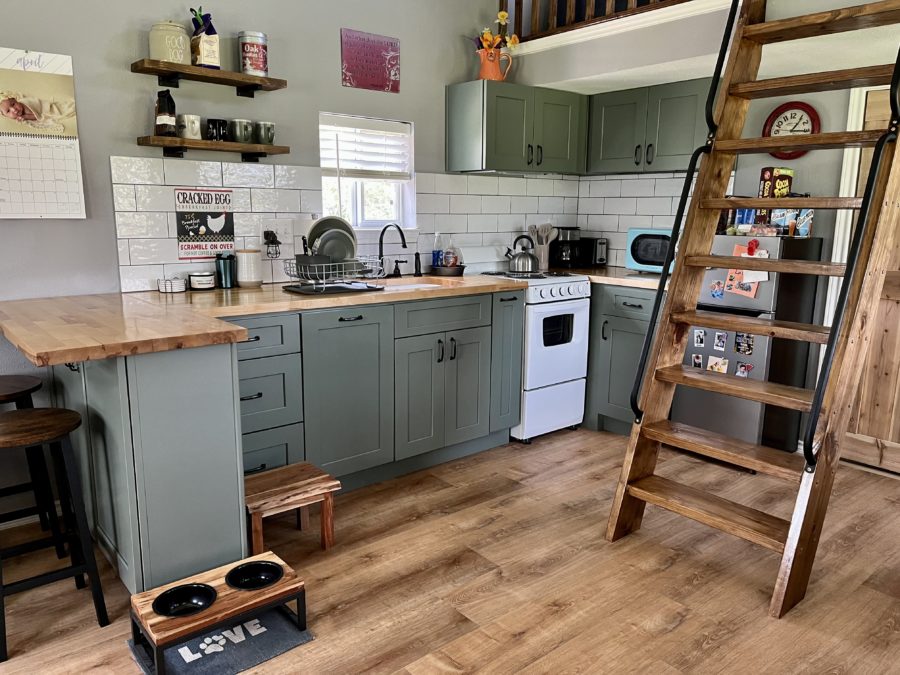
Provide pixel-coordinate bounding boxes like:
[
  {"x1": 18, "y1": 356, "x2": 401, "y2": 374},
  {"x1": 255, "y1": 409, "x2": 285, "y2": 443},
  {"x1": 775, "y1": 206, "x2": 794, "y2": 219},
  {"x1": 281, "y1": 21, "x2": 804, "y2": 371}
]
[
  {"x1": 539, "y1": 288, "x2": 548, "y2": 299},
  {"x1": 567, "y1": 286, "x2": 576, "y2": 296},
  {"x1": 550, "y1": 287, "x2": 558, "y2": 297}
]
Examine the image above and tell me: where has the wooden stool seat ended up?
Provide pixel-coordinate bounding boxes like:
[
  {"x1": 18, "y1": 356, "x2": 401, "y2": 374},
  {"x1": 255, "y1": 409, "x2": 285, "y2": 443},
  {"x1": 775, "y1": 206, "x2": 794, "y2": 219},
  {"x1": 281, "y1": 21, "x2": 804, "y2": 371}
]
[
  {"x1": 0, "y1": 409, "x2": 81, "y2": 449},
  {"x1": 244, "y1": 463, "x2": 341, "y2": 555},
  {"x1": 0, "y1": 376, "x2": 41, "y2": 405}
]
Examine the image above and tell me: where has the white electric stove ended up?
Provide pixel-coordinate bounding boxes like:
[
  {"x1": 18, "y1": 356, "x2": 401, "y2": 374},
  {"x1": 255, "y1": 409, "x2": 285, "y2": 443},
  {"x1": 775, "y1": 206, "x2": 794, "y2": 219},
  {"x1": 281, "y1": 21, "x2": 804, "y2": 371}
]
[{"x1": 482, "y1": 272, "x2": 591, "y2": 443}]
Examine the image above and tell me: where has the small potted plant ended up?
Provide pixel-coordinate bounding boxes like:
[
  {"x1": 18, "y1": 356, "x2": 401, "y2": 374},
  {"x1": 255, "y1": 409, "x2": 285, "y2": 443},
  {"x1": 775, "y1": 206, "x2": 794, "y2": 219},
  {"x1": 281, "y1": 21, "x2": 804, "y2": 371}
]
[{"x1": 474, "y1": 11, "x2": 520, "y2": 81}]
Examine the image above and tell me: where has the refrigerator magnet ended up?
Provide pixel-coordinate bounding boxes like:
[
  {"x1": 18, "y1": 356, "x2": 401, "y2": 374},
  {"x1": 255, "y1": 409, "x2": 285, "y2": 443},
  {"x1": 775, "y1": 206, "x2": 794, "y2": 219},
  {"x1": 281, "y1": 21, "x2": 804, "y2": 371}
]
[
  {"x1": 707, "y1": 356, "x2": 729, "y2": 374},
  {"x1": 710, "y1": 280, "x2": 725, "y2": 299},
  {"x1": 694, "y1": 329, "x2": 706, "y2": 348},
  {"x1": 714, "y1": 331, "x2": 728, "y2": 352},
  {"x1": 736, "y1": 362, "x2": 755, "y2": 378},
  {"x1": 735, "y1": 332, "x2": 754, "y2": 356},
  {"x1": 692, "y1": 354, "x2": 703, "y2": 368}
]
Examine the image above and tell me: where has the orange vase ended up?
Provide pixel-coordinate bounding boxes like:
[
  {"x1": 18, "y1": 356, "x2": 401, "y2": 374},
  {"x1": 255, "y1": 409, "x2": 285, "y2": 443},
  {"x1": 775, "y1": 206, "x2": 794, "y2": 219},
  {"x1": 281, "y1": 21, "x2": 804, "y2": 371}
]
[{"x1": 477, "y1": 48, "x2": 513, "y2": 81}]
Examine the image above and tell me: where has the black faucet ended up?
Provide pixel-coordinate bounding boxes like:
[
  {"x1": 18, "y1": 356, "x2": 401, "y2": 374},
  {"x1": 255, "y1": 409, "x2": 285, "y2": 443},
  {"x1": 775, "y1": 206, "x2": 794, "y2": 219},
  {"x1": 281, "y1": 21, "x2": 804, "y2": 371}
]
[{"x1": 379, "y1": 222, "x2": 408, "y2": 277}]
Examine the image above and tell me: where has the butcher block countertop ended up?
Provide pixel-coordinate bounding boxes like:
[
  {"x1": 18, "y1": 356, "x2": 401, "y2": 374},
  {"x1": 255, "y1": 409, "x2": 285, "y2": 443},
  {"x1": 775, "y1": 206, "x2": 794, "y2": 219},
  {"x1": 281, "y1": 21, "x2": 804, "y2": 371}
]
[
  {"x1": 560, "y1": 267, "x2": 665, "y2": 291},
  {"x1": 0, "y1": 275, "x2": 525, "y2": 367}
]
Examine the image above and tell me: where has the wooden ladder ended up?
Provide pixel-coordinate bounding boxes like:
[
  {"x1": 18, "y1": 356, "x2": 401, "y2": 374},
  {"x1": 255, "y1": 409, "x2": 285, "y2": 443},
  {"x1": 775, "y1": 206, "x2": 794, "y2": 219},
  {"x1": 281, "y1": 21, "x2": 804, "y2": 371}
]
[{"x1": 606, "y1": 0, "x2": 900, "y2": 618}]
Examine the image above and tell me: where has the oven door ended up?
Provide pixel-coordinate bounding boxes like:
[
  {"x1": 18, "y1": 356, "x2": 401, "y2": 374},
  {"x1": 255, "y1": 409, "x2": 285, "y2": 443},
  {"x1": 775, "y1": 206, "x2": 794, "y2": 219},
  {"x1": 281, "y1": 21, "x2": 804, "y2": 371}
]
[{"x1": 523, "y1": 298, "x2": 590, "y2": 390}]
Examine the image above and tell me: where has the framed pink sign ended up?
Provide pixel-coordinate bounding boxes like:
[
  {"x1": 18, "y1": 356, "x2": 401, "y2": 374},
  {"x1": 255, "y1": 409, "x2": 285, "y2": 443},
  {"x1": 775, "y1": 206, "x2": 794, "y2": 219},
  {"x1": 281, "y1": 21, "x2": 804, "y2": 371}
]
[{"x1": 340, "y1": 28, "x2": 400, "y2": 93}]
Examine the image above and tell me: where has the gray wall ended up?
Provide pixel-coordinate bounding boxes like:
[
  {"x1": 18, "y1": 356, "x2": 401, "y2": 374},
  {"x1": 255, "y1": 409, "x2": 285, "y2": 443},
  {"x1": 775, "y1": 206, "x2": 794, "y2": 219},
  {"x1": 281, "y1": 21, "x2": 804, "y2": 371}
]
[{"x1": 0, "y1": 0, "x2": 495, "y2": 507}]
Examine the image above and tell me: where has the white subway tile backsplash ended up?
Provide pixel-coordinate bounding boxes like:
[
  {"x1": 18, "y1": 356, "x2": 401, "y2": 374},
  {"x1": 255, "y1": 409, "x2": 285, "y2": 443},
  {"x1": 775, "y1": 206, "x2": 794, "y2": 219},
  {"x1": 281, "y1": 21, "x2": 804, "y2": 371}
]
[
  {"x1": 116, "y1": 212, "x2": 169, "y2": 238},
  {"x1": 233, "y1": 213, "x2": 262, "y2": 237},
  {"x1": 498, "y1": 213, "x2": 526, "y2": 231},
  {"x1": 111, "y1": 156, "x2": 163, "y2": 185},
  {"x1": 653, "y1": 178, "x2": 685, "y2": 197},
  {"x1": 162, "y1": 261, "x2": 216, "y2": 279},
  {"x1": 525, "y1": 178, "x2": 554, "y2": 197},
  {"x1": 467, "y1": 175, "x2": 498, "y2": 195},
  {"x1": 415, "y1": 213, "x2": 435, "y2": 233},
  {"x1": 274, "y1": 165, "x2": 321, "y2": 190},
  {"x1": 135, "y1": 185, "x2": 176, "y2": 212},
  {"x1": 652, "y1": 215, "x2": 676, "y2": 229},
  {"x1": 601, "y1": 231, "x2": 627, "y2": 249},
  {"x1": 450, "y1": 194, "x2": 482, "y2": 214},
  {"x1": 231, "y1": 189, "x2": 252, "y2": 211},
  {"x1": 619, "y1": 215, "x2": 653, "y2": 232},
  {"x1": 414, "y1": 172, "x2": 436, "y2": 194},
  {"x1": 129, "y1": 239, "x2": 179, "y2": 265},
  {"x1": 113, "y1": 184, "x2": 136, "y2": 211},
  {"x1": 300, "y1": 190, "x2": 322, "y2": 214},
  {"x1": 223, "y1": 163, "x2": 274, "y2": 188},
  {"x1": 587, "y1": 214, "x2": 618, "y2": 231},
  {"x1": 620, "y1": 179, "x2": 655, "y2": 197},
  {"x1": 578, "y1": 181, "x2": 590, "y2": 198},
  {"x1": 120, "y1": 265, "x2": 164, "y2": 292},
  {"x1": 251, "y1": 188, "x2": 301, "y2": 213},
  {"x1": 590, "y1": 180, "x2": 621, "y2": 198},
  {"x1": 434, "y1": 174, "x2": 467, "y2": 194},
  {"x1": 564, "y1": 197, "x2": 578, "y2": 214},
  {"x1": 498, "y1": 177, "x2": 526, "y2": 196},
  {"x1": 603, "y1": 198, "x2": 638, "y2": 215},
  {"x1": 451, "y1": 233, "x2": 485, "y2": 247},
  {"x1": 467, "y1": 214, "x2": 498, "y2": 232},
  {"x1": 538, "y1": 196, "x2": 565, "y2": 214},
  {"x1": 510, "y1": 196, "x2": 538, "y2": 214},
  {"x1": 417, "y1": 193, "x2": 450, "y2": 214},
  {"x1": 434, "y1": 214, "x2": 468, "y2": 233},
  {"x1": 635, "y1": 197, "x2": 672, "y2": 215},
  {"x1": 163, "y1": 159, "x2": 222, "y2": 187},
  {"x1": 553, "y1": 180, "x2": 579, "y2": 197},
  {"x1": 117, "y1": 240, "x2": 130, "y2": 265},
  {"x1": 481, "y1": 195, "x2": 511, "y2": 214},
  {"x1": 579, "y1": 198, "x2": 604, "y2": 214}
]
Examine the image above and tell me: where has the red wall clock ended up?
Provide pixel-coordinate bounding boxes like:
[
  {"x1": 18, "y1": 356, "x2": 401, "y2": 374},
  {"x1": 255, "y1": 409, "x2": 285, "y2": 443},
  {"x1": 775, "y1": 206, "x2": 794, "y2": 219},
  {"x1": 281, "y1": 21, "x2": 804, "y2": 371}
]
[{"x1": 762, "y1": 101, "x2": 821, "y2": 161}]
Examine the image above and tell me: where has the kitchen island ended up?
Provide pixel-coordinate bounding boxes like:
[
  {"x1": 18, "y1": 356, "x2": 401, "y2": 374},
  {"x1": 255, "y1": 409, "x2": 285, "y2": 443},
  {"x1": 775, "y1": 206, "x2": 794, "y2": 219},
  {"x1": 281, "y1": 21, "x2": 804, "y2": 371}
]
[{"x1": 0, "y1": 276, "x2": 525, "y2": 594}]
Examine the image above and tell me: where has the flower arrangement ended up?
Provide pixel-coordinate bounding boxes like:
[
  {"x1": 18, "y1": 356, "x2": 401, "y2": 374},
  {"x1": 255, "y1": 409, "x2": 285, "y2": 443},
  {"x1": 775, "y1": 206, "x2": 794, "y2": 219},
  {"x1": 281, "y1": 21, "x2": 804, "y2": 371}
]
[{"x1": 474, "y1": 11, "x2": 520, "y2": 52}]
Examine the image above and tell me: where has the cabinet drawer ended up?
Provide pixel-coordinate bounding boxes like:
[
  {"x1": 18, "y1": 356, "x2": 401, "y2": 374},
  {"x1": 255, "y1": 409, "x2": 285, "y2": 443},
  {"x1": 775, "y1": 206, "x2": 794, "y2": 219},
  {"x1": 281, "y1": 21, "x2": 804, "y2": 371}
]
[
  {"x1": 395, "y1": 295, "x2": 491, "y2": 338},
  {"x1": 241, "y1": 424, "x2": 305, "y2": 475},
  {"x1": 231, "y1": 314, "x2": 301, "y2": 360},
  {"x1": 238, "y1": 355, "x2": 303, "y2": 434},
  {"x1": 599, "y1": 288, "x2": 655, "y2": 321}
]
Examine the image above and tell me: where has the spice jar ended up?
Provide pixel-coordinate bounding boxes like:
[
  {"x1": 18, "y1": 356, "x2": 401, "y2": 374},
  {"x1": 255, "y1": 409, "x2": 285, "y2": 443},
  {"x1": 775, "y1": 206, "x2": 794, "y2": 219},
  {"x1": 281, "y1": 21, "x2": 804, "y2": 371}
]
[
  {"x1": 149, "y1": 21, "x2": 190, "y2": 65},
  {"x1": 238, "y1": 32, "x2": 268, "y2": 77}
]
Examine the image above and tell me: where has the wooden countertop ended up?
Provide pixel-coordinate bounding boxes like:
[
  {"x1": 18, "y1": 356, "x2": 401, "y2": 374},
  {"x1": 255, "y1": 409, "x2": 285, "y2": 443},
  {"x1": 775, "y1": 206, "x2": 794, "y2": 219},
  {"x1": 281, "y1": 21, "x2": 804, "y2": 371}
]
[
  {"x1": 0, "y1": 275, "x2": 525, "y2": 367},
  {"x1": 560, "y1": 267, "x2": 666, "y2": 291}
]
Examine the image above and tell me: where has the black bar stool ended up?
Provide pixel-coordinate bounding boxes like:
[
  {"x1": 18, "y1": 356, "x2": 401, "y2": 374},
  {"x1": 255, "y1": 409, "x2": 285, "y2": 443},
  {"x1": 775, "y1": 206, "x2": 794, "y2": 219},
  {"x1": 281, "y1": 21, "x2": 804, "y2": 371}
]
[
  {"x1": 0, "y1": 376, "x2": 65, "y2": 558},
  {"x1": 0, "y1": 408, "x2": 109, "y2": 662}
]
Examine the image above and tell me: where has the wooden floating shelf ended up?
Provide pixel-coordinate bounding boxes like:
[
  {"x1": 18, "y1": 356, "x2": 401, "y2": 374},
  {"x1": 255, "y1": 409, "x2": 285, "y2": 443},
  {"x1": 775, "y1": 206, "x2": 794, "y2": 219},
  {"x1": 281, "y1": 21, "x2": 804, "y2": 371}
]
[
  {"x1": 137, "y1": 136, "x2": 290, "y2": 162},
  {"x1": 131, "y1": 59, "x2": 287, "y2": 98}
]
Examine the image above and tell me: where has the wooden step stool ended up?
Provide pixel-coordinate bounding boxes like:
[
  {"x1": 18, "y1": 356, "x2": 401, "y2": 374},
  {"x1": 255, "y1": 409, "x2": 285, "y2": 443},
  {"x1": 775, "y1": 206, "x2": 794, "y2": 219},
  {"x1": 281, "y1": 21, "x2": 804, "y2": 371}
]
[
  {"x1": 130, "y1": 552, "x2": 305, "y2": 675},
  {"x1": 244, "y1": 463, "x2": 341, "y2": 555}
]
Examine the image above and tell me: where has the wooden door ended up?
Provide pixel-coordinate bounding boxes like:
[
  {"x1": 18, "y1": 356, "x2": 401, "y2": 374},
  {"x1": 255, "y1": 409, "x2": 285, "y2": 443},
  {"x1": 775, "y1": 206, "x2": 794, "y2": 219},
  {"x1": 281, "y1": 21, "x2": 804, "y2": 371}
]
[
  {"x1": 485, "y1": 81, "x2": 535, "y2": 172},
  {"x1": 533, "y1": 88, "x2": 586, "y2": 174},
  {"x1": 845, "y1": 90, "x2": 900, "y2": 473},
  {"x1": 587, "y1": 87, "x2": 649, "y2": 174},
  {"x1": 645, "y1": 78, "x2": 711, "y2": 172},
  {"x1": 395, "y1": 334, "x2": 445, "y2": 460},
  {"x1": 445, "y1": 326, "x2": 492, "y2": 447}
]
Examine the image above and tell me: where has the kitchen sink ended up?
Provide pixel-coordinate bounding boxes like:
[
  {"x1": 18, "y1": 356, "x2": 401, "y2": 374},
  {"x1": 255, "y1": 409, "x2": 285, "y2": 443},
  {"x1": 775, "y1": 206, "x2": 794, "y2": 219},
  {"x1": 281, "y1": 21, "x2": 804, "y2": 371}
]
[{"x1": 389, "y1": 283, "x2": 443, "y2": 290}]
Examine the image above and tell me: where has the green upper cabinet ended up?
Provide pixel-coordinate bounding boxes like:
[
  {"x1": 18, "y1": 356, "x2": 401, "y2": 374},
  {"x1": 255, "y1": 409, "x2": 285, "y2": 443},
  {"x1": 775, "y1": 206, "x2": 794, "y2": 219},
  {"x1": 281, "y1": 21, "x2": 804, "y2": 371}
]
[
  {"x1": 588, "y1": 78, "x2": 712, "y2": 175},
  {"x1": 587, "y1": 88, "x2": 648, "y2": 175},
  {"x1": 490, "y1": 291, "x2": 524, "y2": 433},
  {"x1": 302, "y1": 306, "x2": 395, "y2": 476},
  {"x1": 446, "y1": 80, "x2": 586, "y2": 174},
  {"x1": 645, "y1": 79, "x2": 711, "y2": 172}
]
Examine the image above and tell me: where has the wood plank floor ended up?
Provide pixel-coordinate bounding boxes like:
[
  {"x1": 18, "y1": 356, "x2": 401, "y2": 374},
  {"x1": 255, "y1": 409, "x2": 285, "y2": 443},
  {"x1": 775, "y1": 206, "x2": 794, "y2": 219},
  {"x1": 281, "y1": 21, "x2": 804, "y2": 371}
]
[{"x1": 1, "y1": 429, "x2": 898, "y2": 673}]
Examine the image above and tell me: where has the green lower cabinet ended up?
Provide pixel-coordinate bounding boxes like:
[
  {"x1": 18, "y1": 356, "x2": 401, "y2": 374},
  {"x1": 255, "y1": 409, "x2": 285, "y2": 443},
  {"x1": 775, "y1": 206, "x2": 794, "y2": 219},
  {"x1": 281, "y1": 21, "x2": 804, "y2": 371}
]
[
  {"x1": 586, "y1": 313, "x2": 649, "y2": 428},
  {"x1": 302, "y1": 306, "x2": 395, "y2": 476},
  {"x1": 445, "y1": 326, "x2": 492, "y2": 446},
  {"x1": 490, "y1": 291, "x2": 525, "y2": 432},
  {"x1": 241, "y1": 423, "x2": 305, "y2": 475},
  {"x1": 395, "y1": 334, "x2": 446, "y2": 460}
]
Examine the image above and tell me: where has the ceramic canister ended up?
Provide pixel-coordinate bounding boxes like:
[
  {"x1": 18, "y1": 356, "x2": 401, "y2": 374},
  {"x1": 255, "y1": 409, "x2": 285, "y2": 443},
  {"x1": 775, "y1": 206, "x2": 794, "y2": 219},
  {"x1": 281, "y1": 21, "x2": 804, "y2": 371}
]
[
  {"x1": 236, "y1": 249, "x2": 263, "y2": 288},
  {"x1": 149, "y1": 21, "x2": 191, "y2": 65}
]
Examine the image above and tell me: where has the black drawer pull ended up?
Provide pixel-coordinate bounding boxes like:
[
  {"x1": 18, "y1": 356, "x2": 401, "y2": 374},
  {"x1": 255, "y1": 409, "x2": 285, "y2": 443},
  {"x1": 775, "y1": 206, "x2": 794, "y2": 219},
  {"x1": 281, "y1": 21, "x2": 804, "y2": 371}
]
[
  {"x1": 240, "y1": 335, "x2": 262, "y2": 344},
  {"x1": 245, "y1": 463, "x2": 268, "y2": 475},
  {"x1": 499, "y1": 296, "x2": 519, "y2": 302},
  {"x1": 339, "y1": 315, "x2": 364, "y2": 322},
  {"x1": 646, "y1": 143, "x2": 655, "y2": 165},
  {"x1": 601, "y1": 320, "x2": 609, "y2": 341},
  {"x1": 437, "y1": 339, "x2": 445, "y2": 363},
  {"x1": 240, "y1": 392, "x2": 263, "y2": 402},
  {"x1": 449, "y1": 337, "x2": 457, "y2": 361},
  {"x1": 622, "y1": 302, "x2": 644, "y2": 309},
  {"x1": 634, "y1": 144, "x2": 643, "y2": 166}
]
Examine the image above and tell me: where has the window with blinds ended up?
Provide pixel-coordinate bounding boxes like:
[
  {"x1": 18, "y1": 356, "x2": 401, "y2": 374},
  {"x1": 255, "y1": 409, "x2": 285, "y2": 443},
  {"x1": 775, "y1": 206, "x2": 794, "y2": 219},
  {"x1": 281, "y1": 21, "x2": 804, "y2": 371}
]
[{"x1": 319, "y1": 113, "x2": 416, "y2": 228}]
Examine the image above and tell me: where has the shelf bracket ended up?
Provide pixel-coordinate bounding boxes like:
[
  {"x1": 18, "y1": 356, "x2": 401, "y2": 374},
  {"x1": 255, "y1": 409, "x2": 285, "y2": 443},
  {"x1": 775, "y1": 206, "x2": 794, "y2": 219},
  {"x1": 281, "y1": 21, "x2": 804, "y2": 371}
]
[
  {"x1": 163, "y1": 146, "x2": 185, "y2": 159},
  {"x1": 157, "y1": 74, "x2": 181, "y2": 89},
  {"x1": 236, "y1": 85, "x2": 260, "y2": 98},
  {"x1": 241, "y1": 152, "x2": 265, "y2": 163}
]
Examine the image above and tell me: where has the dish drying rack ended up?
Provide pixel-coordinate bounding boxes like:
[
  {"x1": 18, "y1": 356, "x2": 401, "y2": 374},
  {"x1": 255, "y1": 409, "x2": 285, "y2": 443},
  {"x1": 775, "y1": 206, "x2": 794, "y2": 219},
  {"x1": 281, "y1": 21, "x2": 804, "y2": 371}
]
[{"x1": 283, "y1": 255, "x2": 386, "y2": 294}]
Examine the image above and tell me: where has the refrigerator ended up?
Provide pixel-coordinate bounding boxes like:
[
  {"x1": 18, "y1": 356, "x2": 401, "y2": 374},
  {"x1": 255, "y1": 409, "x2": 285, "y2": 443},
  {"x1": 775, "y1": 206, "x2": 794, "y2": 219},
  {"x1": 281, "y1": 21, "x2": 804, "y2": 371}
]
[{"x1": 671, "y1": 235, "x2": 823, "y2": 452}]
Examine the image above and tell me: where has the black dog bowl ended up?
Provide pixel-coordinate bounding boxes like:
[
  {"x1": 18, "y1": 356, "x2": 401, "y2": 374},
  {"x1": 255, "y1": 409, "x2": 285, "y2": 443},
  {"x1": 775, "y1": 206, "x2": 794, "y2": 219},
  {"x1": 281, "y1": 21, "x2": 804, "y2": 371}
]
[
  {"x1": 225, "y1": 561, "x2": 284, "y2": 591},
  {"x1": 152, "y1": 583, "x2": 217, "y2": 617}
]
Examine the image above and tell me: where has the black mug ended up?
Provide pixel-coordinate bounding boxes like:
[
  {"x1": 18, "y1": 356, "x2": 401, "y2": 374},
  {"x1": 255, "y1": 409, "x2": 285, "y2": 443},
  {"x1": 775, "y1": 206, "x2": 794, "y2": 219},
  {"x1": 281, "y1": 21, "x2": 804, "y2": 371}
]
[
  {"x1": 206, "y1": 118, "x2": 229, "y2": 142},
  {"x1": 215, "y1": 254, "x2": 236, "y2": 288}
]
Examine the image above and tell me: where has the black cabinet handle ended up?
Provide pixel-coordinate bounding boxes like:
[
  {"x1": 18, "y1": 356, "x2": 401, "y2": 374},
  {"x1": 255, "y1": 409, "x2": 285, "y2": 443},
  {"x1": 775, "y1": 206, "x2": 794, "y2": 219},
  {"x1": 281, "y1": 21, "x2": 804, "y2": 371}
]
[
  {"x1": 240, "y1": 392, "x2": 263, "y2": 402},
  {"x1": 537, "y1": 145, "x2": 543, "y2": 166},
  {"x1": 437, "y1": 339, "x2": 445, "y2": 363},
  {"x1": 622, "y1": 302, "x2": 644, "y2": 309},
  {"x1": 634, "y1": 144, "x2": 643, "y2": 166},
  {"x1": 527, "y1": 144, "x2": 534, "y2": 165},
  {"x1": 601, "y1": 320, "x2": 609, "y2": 340},
  {"x1": 499, "y1": 296, "x2": 519, "y2": 302},
  {"x1": 240, "y1": 335, "x2": 261, "y2": 344},
  {"x1": 339, "y1": 315, "x2": 364, "y2": 322},
  {"x1": 449, "y1": 337, "x2": 457, "y2": 361},
  {"x1": 245, "y1": 463, "x2": 268, "y2": 475},
  {"x1": 646, "y1": 143, "x2": 655, "y2": 165},
  {"x1": 65, "y1": 363, "x2": 80, "y2": 372}
]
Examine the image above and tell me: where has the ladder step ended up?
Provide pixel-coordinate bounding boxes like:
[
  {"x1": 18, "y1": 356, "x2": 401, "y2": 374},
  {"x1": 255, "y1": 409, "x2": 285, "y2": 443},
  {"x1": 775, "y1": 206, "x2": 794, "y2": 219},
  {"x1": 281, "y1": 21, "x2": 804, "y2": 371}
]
[
  {"x1": 655, "y1": 365, "x2": 814, "y2": 412},
  {"x1": 716, "y1": 130, "x2": 883, "y2": 155},
  {"x1": 671, "y1": 310, "x2": 830, "y2": 344},
  {"x1": 642, "y1": 420, "x2": 806, "y2": 483},
  {"x1": 627, "y1": 475, "x2": 790, "y2": 552},
  {"x1": 701, "y1": 197, "x2": 863, "y2": 210},
  {"x1": 743, "y1": 1, "x2": 900, "y2": 44},
  {"x1": 684, "y1": 255, "x2": 847, "y2": 277},
  {"x1": 731, "y1": 64, "x2": 896, "y2": 99}
]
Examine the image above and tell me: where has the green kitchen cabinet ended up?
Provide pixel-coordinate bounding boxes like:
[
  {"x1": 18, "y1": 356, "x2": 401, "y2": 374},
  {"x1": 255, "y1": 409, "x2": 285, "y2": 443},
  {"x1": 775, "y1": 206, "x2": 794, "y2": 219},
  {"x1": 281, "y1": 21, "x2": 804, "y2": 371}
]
[
  {"x1": 490, "y1": 291, "x2": 525, "y2": 432},
  {"x1": 395, "y1": 326, "x2": 492, "y2": 459},
  {"x1": 588, "y1": 78, "x2": 712, "y2": 174},
  {"x1": 302, "y1": 305, "x2": 395, "y2": 476},
  {"x1": 446, "y1": 80, "x2": 587, "y2": 173}
]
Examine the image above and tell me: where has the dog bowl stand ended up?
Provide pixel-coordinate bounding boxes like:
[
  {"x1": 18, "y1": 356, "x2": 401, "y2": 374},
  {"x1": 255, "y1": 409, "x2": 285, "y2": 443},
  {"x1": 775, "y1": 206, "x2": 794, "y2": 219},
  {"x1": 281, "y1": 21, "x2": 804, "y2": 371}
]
[{"x1": 130, "y1": 552, "x2": 305, "y2": 675}]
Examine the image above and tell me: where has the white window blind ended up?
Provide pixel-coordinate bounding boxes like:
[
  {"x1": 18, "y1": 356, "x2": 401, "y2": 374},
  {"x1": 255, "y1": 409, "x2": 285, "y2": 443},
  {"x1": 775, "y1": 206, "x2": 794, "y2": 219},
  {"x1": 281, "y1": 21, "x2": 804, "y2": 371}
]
[{"x1": 319, "y1": 113, "x2": 413, "y2": 181}]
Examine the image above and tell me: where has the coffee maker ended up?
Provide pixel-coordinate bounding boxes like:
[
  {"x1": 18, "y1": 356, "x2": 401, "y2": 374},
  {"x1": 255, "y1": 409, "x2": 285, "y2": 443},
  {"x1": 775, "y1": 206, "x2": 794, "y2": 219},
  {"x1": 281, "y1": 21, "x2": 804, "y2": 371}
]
[{"x1": 549, "y1": 227, "x2": 580, "y2": 268}]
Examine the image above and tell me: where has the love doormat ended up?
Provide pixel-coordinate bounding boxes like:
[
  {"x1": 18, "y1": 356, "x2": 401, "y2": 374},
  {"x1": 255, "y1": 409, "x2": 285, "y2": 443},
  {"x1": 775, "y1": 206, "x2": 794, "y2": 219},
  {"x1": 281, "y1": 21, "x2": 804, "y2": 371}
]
[{"x1": 129, "y1": 608, "x2": 314, "y2": 675}]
